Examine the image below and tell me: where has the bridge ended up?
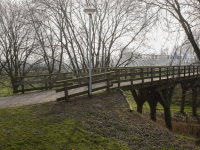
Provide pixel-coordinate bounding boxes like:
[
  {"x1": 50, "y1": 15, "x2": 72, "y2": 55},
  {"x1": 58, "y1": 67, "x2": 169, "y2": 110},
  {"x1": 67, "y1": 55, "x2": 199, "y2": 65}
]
[
  {"x1": 56, "y1": 65, "x2": 200, "y2": 130},
  {"x1": 2, "y1": 65, "x2": 200, "y2": 130}
]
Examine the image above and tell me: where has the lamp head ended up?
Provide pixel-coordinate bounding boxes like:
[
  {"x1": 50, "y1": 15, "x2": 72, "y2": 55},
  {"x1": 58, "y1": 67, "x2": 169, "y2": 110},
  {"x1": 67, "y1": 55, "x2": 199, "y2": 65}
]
[{"x1": 84, "y1": 7, "x2": 96, "y2": 15}]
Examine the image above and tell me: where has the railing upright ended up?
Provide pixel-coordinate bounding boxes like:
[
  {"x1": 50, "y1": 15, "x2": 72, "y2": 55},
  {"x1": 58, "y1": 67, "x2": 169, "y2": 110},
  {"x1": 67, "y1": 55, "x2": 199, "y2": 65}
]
[
  {"x1": 118, "y1": 70, "x2": 120, "y2": 88},
  {"x1": 133, "y1": 68, "x2": 135, "y2": 78},
  {"x1": 197, "y1": 66, "x2": 199, "y2": 77},
  {"x1": 88, "y1": 77, "x2": 90, "y2": 97},
  {"x1": 131, "y1": 69, "x2": 133, "y2": 89},
  {"x1": 107, "y1": 73, "x2": 110, "y2": 93},
  {"x1": 64, "y1": 81, "x2": 68, "y2": 102},
  {"x1": 44, "y1": 75, "x2": 48, "y2": 90},
  {"x1": 125, "y1": 69, "x2": 127, "y2": 79},
  {"x1": 21, "y1": 77, "x2": 24, "y2": 94},
  {"x1": 184, "y1": 66, "x2": 186, "y2": 79},
  {"x1": 178, "y1": 66, "x2": 181, "y2": 78},
  {"x1": 166, "y1": 67, "x2": 169, "y2": 83},
  {"x1": 173, "y1": 66, "x2": 175, "y2": 78},
  {"x1": 151, "y1": 67, "x2": 153, "y2": 85},
  {"x1": 189, "y1": 66, "x2": 191, "y2": 78},
  {"x1": 141, "y1": 68, "x2": 144, "y2": 87},
  {"x1": 159, "y1": 67, "x2": 161, "y2": 84},
  {"x1": 193, "y1": 66, "x2": 195, "y2": 77}
]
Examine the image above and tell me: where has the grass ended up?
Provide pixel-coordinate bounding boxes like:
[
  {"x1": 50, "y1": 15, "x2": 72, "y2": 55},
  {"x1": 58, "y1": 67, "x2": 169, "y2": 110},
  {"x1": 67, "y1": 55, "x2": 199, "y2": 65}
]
[
  {"x1": 0, "y1": 79, "x2": 14, "y2": 97},
  {"x1": 0, "y1": 91, "x2": 198, "y2": 149},
  {"x1": 0, "y1": 105, "x2": 128, "y2": 150}
]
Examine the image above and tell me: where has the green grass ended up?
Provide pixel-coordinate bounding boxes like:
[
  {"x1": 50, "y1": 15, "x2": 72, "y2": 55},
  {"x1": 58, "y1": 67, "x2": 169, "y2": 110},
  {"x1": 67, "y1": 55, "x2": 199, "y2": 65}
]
[{"x1": 0, "y1": 104, "x2": 129, "y2": 150}]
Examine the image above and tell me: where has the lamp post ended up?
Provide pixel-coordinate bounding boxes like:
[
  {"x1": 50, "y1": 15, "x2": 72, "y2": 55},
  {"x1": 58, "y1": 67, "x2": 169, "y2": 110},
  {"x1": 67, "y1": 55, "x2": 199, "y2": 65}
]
[{"x1": 84, "y1": 7, "x2": 96, "y2": 98}]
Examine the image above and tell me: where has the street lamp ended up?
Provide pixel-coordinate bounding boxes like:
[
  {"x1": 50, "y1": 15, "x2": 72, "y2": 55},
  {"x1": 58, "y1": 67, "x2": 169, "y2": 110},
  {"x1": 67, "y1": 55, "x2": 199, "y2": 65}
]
[{"x1": 84, "y1": 7, "x2": 96, "y2": 98}]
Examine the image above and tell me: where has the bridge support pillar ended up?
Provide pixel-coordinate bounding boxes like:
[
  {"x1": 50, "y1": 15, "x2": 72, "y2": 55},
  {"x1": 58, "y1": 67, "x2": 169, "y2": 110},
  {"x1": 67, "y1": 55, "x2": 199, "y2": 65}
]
[
  {"x1": 131, "y1": 89, "x2": 146, "y2": 114},
  {"x1": 180, "y1": 81, "x2": 189, "y2": 114},
  {"x1": 143, "y1": 89, "x2": 158, "y2": 122},
  {"x1": 156, "y1": 85, "x2": 176, "y2": 130},
  {"x1": 192, "y1": 86, "x2": 198, "y2": 116}
]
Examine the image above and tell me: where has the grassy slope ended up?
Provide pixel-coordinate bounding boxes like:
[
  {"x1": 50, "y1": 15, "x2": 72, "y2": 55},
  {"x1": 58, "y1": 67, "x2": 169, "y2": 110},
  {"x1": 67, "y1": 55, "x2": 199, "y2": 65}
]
[{"x1": 0, "y1": 90, "x2": 198, "y2": 150}]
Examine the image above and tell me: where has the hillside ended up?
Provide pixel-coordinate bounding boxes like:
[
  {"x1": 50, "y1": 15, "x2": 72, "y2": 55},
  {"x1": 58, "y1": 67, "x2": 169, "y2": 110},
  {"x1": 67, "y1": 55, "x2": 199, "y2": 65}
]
[{"x1": 0, "y1": 90, "x2": 198, "y2": 149}]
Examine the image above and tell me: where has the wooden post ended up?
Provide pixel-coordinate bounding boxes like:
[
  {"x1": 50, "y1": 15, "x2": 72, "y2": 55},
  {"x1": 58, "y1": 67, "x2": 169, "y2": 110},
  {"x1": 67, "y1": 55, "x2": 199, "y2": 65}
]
[
  {"x1": 173, "y1": 66, "x2": 175, "y2": 78},
  {"x1": 118, "y1": 70, "x2": 120, "y2": 88},
  {"x1": 107, "y1": 73, "x2": 110, "y2": 93},
  {"x1": 131, "y1": 89, "x2": 146, "y2": 114},
  {"x1": 193, "y1": 66, "x2": 195, "y2": 77},
  {"x1": 151, "y1": 68, "x2": 153, "y2": 85},
  {"x1": 143, "y1": 89, "x2": 158, "y2": 121},
  {"x1": 192, "y1": 86, "x2": 198, "y2": 116},
  {"x1": 178, "y1": 66, "x2": 180, "y2": 78},
  {"x1": 164, "y1": 106, "x2": 172, "y2": 130},
  {"x1": 189, "y1": 66, "x2": 191, "y2": 78},
  {"x1": 156, "y1": 86, "x2": 175, "y2": 130},
  {"x1": 133, "y1": 68, "x2": 135, "y2": 79},
  {"x1": 133, "y1": 68, "x2": 135, "y2": 78},
  {"x1": 184, "y1": 66, "x2": 186, "y2": 79},
  {"x1": 64, "y1": 82, "x2": 68, "y2": 102},
  {"x1": 131, "y1": 69, "x2": 133, "y2": 89},
  {"x1": 197, "y1": 66, "x2": 199, "y2": 77},
  {"x1": 44, "y1": 75, "x2": 48, "y2": 90},
  {"x1": 167, "y1": 67, "x2": 169, "y2": 83},
  {"x1": 159, "y1": 67, "x2": 161, "y2": 84},
  {"x1": 21, "y1": 77, "x2": 24, "y2": 94},
  {"x1": 88, "y1": 77, "x2": 90, "y2": 97},
  {"x1": 125, "y1": 69, "x2": 127, "y2": 79},
  {"x1": 180, "y1": 82, "x2": 188, "y2": 114},
  {"x1": 141, "y1": 68, "x2": 144, "y2": 87}
]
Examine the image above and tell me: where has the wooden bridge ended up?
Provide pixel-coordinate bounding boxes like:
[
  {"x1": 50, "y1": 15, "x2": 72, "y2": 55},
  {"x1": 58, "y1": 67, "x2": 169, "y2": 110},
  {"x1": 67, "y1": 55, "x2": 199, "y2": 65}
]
[{"x1": 14, "y1": 65, "x2": 200, "y2": 130}]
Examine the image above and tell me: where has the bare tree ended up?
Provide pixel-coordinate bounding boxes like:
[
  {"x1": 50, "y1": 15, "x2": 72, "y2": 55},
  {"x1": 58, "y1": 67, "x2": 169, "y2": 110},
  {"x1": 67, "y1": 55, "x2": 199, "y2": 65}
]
[
  {"x1": 0, "y1": 1, "x2": 39, "y2": 91},
  {"x1": 143, "y1": 0, "x2": 200, "y2": 60},
  {"x1": 33, "y1": 0, "x2": 154, "y2": 70}
]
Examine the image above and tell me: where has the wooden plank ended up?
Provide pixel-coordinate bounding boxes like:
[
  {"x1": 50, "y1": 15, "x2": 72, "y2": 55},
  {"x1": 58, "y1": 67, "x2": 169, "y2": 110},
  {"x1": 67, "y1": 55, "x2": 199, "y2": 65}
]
[
  {"x1": 13, "y1": 83, "x2": 70, "y2": 93},
  {"x1": 14, "y1": 72, "x2": 71, "y2": 79},
  {"x1": 15, "y1": 77, "x2": 73, "y2": 86}
]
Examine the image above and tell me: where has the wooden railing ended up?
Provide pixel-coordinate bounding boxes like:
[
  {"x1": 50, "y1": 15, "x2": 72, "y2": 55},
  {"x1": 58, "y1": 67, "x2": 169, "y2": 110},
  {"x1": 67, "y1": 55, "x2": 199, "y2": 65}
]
[
  {"x1": 13, "y1": 72, "x2": 73, "y2": 94},
  {"x1": 13, "y1": 65, "x2": 200, "y2": 99},
  {"x1": 55, "y1": 65, "x2": 200, "y2": 101},
  {"x1": 55, "y1": 71, "x2": 115, "y2": 101}
]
